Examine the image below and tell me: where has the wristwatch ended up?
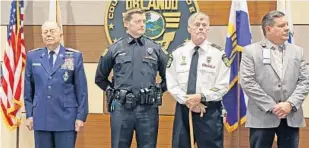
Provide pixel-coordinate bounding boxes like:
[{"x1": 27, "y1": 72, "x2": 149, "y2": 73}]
[
  {"x1": 200, "y1": 93, "x2": 207, "y2": 103},
  {"x1": 287, "y1": 101, "x2": 297, "y2": 111}
]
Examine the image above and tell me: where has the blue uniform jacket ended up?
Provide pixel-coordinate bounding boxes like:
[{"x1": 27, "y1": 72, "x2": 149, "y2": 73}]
[{"x1": 24, "y1": 45, "x2": 88, "y2": 131}]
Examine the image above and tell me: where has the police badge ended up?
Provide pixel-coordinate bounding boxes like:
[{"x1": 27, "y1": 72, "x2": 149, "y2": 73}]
[
  {"x1": 63, "y1": 71, "x2": 69, "y2": 81},
  {"x1": 180, "y1": 56, "x2": 187, "y2": 65},
  {"x1": 147, "y1": 48, "x2": 153, "y2": 55}
]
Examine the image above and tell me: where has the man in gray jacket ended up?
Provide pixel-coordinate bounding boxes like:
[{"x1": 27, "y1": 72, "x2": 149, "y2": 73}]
[{"x1": 240, "y1": 10, "x2": 309, "y2": 148}]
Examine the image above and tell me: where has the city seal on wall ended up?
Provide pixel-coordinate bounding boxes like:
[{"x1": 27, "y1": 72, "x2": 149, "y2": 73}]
[{"x1": 105, "y1": 0, "x2": 199, "y2": 52}]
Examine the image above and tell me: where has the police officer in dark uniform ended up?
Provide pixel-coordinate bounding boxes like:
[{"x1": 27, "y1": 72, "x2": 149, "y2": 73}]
[{"x1": 95, "y1": 8, "x2": 167, "y2": 148}]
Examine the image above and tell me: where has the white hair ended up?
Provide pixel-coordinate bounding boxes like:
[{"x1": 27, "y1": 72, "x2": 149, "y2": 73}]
[{"x1": 188, "y1": 12, "x2": 210, "y2": 28}]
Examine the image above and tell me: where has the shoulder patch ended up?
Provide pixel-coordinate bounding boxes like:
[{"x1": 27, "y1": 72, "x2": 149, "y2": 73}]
[
  {"x1": 101, "y1": 49, "x2": 108, "y2": 57},
  {"x1": 66, "y1": 48, "x2": 80, "y2": 53},
  {"x1": 29, "y1": 48, "x2": 42, "y2": 52},
  {"x1": 222, "y1": 54, "x2": 231, "y2": 67},
  {"x1": 210, "y1": 43, "x2": 224, "y2": 51},
  {"x1": 166, "y1": 53, "x2": 173, "y2": 68}
]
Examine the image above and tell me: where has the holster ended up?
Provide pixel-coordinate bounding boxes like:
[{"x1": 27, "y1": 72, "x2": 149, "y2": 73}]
[
  {"x1": 106, "y1": 86, "x2": 114, "y2": 112},
  {"x1": 125, "y1": 93, "x2": 138, "y2": 109},
  {"x1": 155, "y1": 84, "x2": 162, "y2": 106},
  {"x1": 118, "y1": 89, "x2": 127, "y2": 104}
]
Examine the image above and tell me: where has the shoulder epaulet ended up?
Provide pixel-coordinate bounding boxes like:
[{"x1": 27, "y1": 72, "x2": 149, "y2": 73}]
[
  {"x1": 66, "y1": 48, "x2": 80, "y2": 53},
  {"x1": 144, "y1": 36, "x2": 160, "y2": 45},
  {"x1": 210, "y1": 43, "x2": 224, "y2": 51},
  {"x1": 177, "y1": 43, "x2": 185, "y2": 49},
  {"x1": 110, "y1": 37, "x2": 123, "y2": 46},
  {"x1": 29, "y1": 48, "x2": 42, "y2": 52},
  {"x1": 172, "y1": 43, "x2": 185, "y2": 52}
]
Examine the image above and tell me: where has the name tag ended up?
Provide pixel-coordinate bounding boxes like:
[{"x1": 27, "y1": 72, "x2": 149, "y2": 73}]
[
  {"x1": 263, "y1": 49, "x2": 271, "y2": 59},
  {"x1": 32, "y1": 63, "x2": 41, "y2": 66},
  {"x1": 263, "y1": 48, "x2": 271, "y2": 64},
  {"x1": 263, "y1": 59, "x2": 271, "y2": 64}
]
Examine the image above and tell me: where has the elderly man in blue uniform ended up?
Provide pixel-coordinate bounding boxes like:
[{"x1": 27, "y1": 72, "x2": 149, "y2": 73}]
[
  {"x1": 95, "y1": 8, "x2": 167, "y2": 148},
  {"x1": 24, "y1": 21, "x2": 88, "y2": 148},
  {"x1": 166, "y1": 12, "x2": 230, "y2": 148}
]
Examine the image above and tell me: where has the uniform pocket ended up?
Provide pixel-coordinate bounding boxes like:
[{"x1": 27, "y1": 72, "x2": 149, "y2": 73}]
[
  {"x1": 142, "y1": 59, "x2": 157, "y2": 77},
  {"x1": 114, "y1": 56, "x2": 131, "y2": 77},
  {"x1": 176, "y1": 66, "x2": 190, "y2": 84},
  {"x1": 200, "y1": 66, "x2": 217, "y2": 84},
  {"x1": 63, "y1": 99, "x2": 78, "y2": 108}
]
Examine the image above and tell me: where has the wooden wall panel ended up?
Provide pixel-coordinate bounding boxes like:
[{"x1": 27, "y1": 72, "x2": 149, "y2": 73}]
[
  {"x1": 197, "y1": 1, "x2": 276, "y2": 25},
  {"x1": 76, "y1": 114, "x2": 309, "y2": 148},
  {"x1": 24, "y1": 26, "x2": 107, "y2": 63}
]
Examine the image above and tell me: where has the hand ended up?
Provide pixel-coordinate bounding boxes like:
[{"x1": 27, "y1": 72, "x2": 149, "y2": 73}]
[
  {"x1": 189, "y1": 105, "x2": 201, "y2": 113},
  {"x1": 187, "y1": 103, "x2": 207, "y2": 117},
  {"x1": 272, "y1": 102, "x2": 292, "y2": 119},
  {"x1": 26, "y1": 117, "x2": 33, "y2": 131},
  {"x1": 75, "y1": 120, "x2": 84, "y2": 132},
  {"x1": 185, "y1": 94, "x2": 202, "y2": 109}
]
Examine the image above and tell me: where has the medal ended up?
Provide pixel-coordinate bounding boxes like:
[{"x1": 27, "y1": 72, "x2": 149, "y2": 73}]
[{"x1": 63, "y1": 71, "x2": 69, "y2": 81}]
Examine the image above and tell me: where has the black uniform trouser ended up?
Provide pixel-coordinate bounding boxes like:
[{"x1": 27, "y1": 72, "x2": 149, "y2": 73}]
[
  {"x1": 110, "y1": 101, "x2": 159, "y2": 148},
  {"x1": 250, "y1": 119, "x2": 299, "y2": 148},
  {"x1": 172, "y1": 102, "x2": 223, "y2": 148}
]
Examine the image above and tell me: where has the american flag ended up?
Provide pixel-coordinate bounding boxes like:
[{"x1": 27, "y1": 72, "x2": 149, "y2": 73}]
[{"x1": 0, "y1": 0, "x2": 26, "y2": 130}]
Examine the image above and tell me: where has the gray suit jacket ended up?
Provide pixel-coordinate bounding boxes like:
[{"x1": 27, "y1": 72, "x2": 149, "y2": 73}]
[{"x1": 240, "y1": 39, "x2": 309, "y2": 128}]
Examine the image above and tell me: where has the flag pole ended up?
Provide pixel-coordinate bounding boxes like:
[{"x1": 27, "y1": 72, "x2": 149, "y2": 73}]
[
  {"x1": 15, "y1": 1, "x2": 20, "y2": 148},
  {"x1": 16, "y1": 127, "x2": 19, "y2": 148},
  {"x1": 237, "y1": 48, "x2": 241, "y2": 148}
]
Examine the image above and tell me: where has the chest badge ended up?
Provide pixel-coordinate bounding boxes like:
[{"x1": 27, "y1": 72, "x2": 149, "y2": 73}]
[
  {"x1": 180, "y1": 56, "x2": 187, "y2": 65},
  {"x1": 207, "y1": 56, "x2": 212, "y2": 63},
  {"x1": 63, "y1": 71, "x2": 69, "y2": 82},
  {"x1": 147, "y1": 48, "x2": 153, "y2": 55}
]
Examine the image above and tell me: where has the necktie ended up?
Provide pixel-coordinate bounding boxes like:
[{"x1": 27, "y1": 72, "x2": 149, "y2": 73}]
[
  {"x1": 187, "y1": 46, "x2": 199, "y2": 94},
  {"x1": 273, "y1": 46, "x2": 283, "y2": 79},
  {"x1": 49, "y1": 51, "x2": 55, "y2": 69}
]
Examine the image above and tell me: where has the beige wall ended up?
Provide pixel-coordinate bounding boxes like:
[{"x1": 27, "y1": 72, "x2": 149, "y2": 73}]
[
  {"x1": 292, "y1": 1, "x2": 309, "y2": 24},
  {"x1": 1, "y1": 1, "x2": 108, "y2": 25},
  {"x1": 0, "y1": 26, "x2": 5, "y2": 61}
]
